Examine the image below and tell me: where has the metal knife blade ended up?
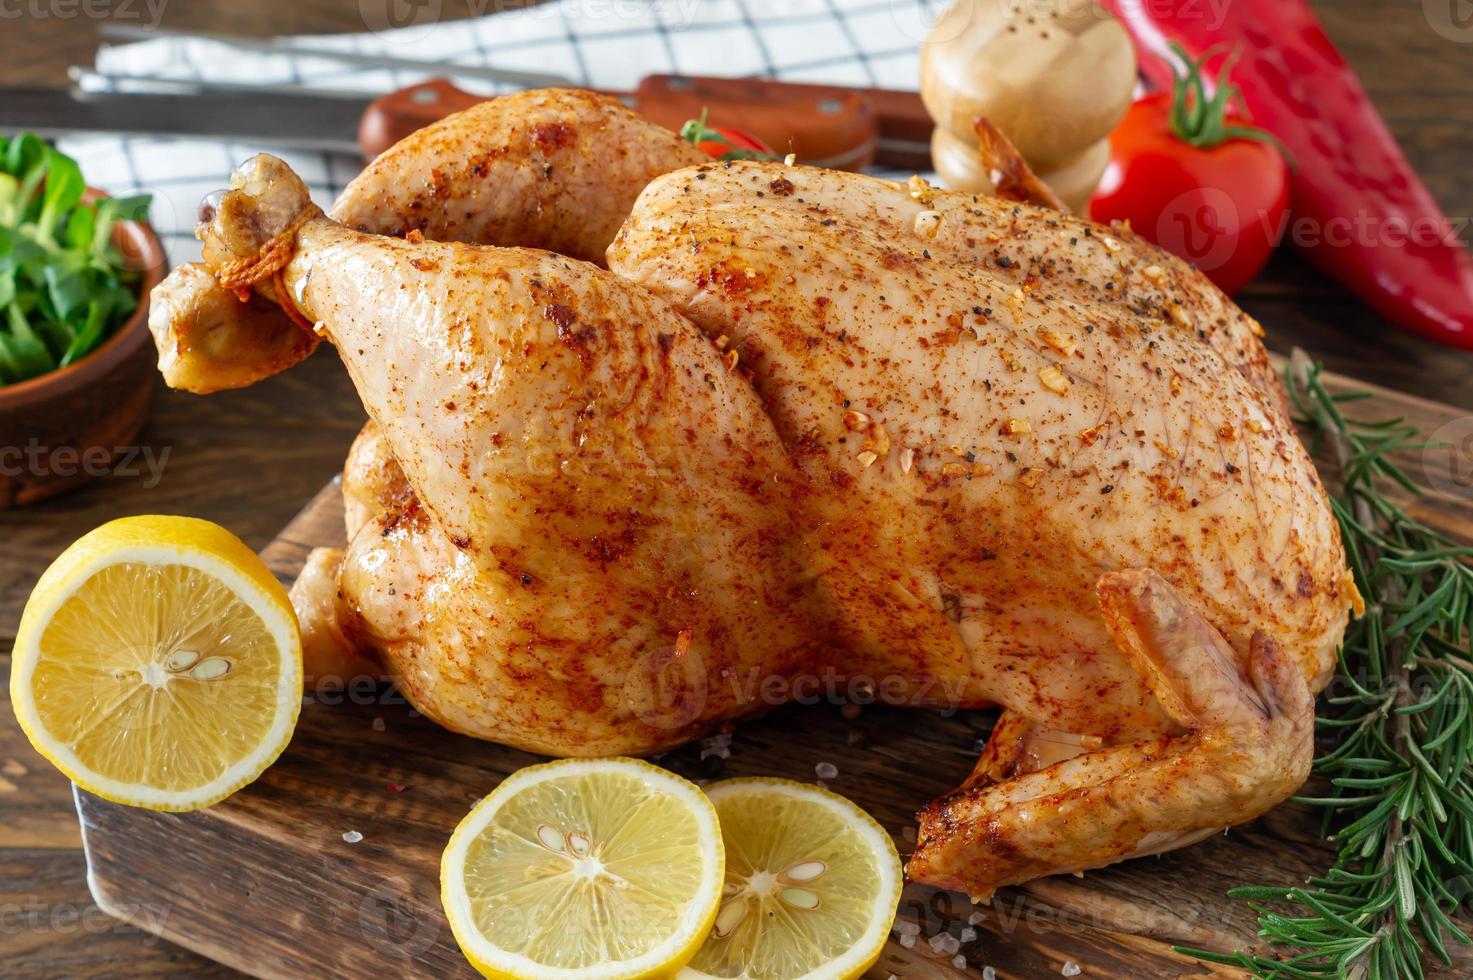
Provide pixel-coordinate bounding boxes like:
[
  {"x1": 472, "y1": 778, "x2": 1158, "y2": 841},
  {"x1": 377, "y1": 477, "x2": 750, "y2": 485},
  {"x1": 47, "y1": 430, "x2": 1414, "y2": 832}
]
[{"x1": 0, "y1": 86, "x2": 367, "y2": 154}]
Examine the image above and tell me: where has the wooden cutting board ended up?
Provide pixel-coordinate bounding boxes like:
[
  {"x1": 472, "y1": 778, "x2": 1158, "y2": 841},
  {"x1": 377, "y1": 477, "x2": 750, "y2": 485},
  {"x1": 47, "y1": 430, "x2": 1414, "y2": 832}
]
[{"x1": 75, "y1": 366, "x2": 1473, "y2": 980}]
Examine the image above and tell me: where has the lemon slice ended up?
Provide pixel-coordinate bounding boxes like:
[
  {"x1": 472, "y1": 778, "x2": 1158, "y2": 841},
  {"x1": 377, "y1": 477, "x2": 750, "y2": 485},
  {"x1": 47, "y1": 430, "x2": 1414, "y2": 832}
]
[
  {"x1": 681, "y1": 778, "x2": 902, "y2": 980},
  {"x1": 9, "y1": 515, "x2": 301, "y2": 811},
  {"x1": 442, "y1": 757, "x2": 726, "y2": 979}
]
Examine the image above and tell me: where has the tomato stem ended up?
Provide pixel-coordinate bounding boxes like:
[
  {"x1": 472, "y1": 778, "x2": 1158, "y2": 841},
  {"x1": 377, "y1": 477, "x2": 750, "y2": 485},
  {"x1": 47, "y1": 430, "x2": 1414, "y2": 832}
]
[{"x1": 1166, "y1": 43, "x2": 1295, "y2": 168}]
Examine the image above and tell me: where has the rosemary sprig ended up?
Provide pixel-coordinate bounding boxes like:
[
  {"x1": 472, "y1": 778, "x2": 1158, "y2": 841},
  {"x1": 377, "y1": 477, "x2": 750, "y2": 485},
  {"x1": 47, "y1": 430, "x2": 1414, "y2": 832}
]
[{"x1": 1180, "y1": 350, "x2": 1473, "y2": 978}]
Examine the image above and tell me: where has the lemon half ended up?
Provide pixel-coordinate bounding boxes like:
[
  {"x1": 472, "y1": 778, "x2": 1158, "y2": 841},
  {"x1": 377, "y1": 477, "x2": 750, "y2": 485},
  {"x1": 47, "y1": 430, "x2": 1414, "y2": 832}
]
[
  {"x1": 9, "y1": 515, "x2": 302, "y2": 811},
  {"x1": 442, "y1": 757, "x2": 726, "y2": 979},
  {"x1": 681, "y1": 778, "x2": 903, "y2": 980}
]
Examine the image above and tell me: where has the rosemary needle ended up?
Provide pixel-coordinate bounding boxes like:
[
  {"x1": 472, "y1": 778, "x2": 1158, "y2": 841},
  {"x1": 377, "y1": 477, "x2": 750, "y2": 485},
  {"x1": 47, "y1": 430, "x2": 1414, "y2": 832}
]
[{"x1": 1179, "y1": 351, "x2": 1473, "y2": 979}]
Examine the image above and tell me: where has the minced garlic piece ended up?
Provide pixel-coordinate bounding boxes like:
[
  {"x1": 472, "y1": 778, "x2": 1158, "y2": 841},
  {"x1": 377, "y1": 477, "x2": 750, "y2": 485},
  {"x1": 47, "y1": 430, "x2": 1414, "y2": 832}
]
[
  {"x1": 908, "y1": 175, "x2": 934, "y2": 204},
  {"x1": 1002, "y1": 418, "x2": 1032, "y2": 436},
  {"x1": 914, "y1": 210, "x2": 943, "y2": 240},
  {"x1": 1040, "y1": 330, "x2": 1078, "y2": 356},
  {"x1": 1039, "y1": 364, "x2": 1070, "y2": 394}
]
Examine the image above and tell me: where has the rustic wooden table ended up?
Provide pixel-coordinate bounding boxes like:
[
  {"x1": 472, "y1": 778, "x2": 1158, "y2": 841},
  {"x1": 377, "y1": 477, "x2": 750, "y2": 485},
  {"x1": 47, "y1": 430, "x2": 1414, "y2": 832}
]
[{"x1": 2, "y1": 0, "x2": 1472, "y2": 976}]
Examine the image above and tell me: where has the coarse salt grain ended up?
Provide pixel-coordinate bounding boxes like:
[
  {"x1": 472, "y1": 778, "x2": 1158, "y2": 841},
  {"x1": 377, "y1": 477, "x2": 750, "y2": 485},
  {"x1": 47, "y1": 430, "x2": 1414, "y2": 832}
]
[
  {"x1": 894, "y1": 920, "x2": 921, "y2": 936},
  {"x1": 953, "y1": 955, "x2": 967, "y2": 968},
  {"x1": 342, "y1": 830, "x2": 363, "y2": 844},
  {"x1": 700, "y1": 735, "x2": 731, "y2": 760},
  {"x1": 899, "y1": 934, "x2": 915, "y2": 949},
  {"x1": 929, "y1": 934, "x2": 948, "y2": 952},
  {"x1": 984, "y1": 968, "x2": 997, "y2": 980},
  {"x1": 815, "y1": 761, "x2": 838, "y2": 780},
  {"x1": 1063, "y1": 961, "x2": 1082, "y2": 976},
  {"x1": 969, "y1": 910, "x2": 985, "y2": 925},
  {"x1": 371, "y1": 717, "x2": 385, "y2": 732},
  {"x1": 960, "y1": 926, "x2": 977, "y2": 942}
]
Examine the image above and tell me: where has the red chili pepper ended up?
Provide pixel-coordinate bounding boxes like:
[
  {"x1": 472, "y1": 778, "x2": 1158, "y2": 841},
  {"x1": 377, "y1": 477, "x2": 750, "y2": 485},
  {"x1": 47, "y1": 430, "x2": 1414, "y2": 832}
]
[{"x1": 1100, "y1": 0, "x2": 1473, "y2": 349}]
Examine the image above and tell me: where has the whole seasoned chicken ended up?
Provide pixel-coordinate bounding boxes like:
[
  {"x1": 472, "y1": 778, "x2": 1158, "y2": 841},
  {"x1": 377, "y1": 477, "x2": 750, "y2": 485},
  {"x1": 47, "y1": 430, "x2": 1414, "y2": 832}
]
[{"x1": 149, "y1": 89, "x2": 1352, "y2": 901}]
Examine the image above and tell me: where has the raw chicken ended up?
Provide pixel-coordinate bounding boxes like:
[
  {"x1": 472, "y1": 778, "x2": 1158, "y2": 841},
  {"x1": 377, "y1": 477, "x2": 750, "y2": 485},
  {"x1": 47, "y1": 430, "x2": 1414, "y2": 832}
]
[
  {"x1": 151, "y1": 88, "x2": 704, "y2": 393},
  {"x1": 148, "y1": 90, "x2": 1352, "y2": 900}
]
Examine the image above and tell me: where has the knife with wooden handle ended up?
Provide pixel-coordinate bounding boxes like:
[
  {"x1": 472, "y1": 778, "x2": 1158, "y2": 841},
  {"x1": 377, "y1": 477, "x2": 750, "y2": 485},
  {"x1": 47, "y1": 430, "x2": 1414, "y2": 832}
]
[
  {"x1": 359, "y1": 76, "x2": 934, "y2": 171},
  {"x1": 82, "y1": 26, "x2": 936, "y2": 170}
]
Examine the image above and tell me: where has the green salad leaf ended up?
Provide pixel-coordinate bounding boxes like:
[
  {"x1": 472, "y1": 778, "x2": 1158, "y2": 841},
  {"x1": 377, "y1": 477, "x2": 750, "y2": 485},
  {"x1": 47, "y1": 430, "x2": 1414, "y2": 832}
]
[{"x1": 0, "y1": 133, "x2": 151, "y2": 387}]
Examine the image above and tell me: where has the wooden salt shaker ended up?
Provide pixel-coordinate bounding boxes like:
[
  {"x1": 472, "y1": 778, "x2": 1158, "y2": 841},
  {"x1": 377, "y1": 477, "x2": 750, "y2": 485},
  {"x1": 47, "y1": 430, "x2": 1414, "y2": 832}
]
[{"x1": 919, "y1": 0, "x2": 1136, "y2": 212}]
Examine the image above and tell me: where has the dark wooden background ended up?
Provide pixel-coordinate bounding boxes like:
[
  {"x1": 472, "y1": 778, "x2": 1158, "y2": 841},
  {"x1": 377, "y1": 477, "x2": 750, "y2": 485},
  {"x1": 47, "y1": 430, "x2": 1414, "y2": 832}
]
[{"x1": 2, "y1": 0, "x2": 1472, "y2": 975}]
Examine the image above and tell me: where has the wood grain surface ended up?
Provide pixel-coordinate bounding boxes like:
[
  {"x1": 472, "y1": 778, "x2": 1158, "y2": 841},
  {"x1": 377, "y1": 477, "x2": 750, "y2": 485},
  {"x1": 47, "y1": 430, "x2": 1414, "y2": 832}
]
[
  {"x1": 70, "y1": 362, "x2": 1473, "y2": 980},
  {"x1": 3, "y1": 0, "x2": 1473, "y2": 977}
]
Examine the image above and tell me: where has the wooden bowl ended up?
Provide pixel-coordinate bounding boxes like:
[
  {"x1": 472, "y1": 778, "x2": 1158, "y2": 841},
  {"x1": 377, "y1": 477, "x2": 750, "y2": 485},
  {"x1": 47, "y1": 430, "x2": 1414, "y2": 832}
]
[{"x1": 0, "y1": 191, "x2": 166, "y2": 507}]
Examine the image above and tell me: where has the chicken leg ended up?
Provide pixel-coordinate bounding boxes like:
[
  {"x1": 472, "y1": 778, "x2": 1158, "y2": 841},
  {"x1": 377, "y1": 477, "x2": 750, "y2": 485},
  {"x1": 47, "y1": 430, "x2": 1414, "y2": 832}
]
[
  {"x1": 150, "y1": 88, "x2": 704, "y2": 394},
  {"x1": 188, "y1": 152, "x2": 828, "y2": 755}
]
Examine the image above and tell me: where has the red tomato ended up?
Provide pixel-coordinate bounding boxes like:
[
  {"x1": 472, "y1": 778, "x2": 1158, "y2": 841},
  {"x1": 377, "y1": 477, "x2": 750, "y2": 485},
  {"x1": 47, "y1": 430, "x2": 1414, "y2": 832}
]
[
  {"x1": 1090, "y1": 91, "x2": 1289, "y2": 296},
  {"x1": 696, "y1": 125, "x2": 774, "y2": 160}
]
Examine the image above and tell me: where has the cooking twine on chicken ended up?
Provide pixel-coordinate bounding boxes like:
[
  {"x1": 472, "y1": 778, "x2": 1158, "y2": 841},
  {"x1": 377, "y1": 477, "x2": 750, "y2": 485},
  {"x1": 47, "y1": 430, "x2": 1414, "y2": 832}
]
[{"x1": 213, "y1": 208, "x2": 319, "y2": 333}]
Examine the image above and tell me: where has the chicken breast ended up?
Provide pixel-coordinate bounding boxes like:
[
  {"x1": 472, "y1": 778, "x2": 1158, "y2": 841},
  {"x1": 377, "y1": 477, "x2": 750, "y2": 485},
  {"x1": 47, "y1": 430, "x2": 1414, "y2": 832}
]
[{"x1": 610, "y1": 161, "x2": 1348, "y2": 728}]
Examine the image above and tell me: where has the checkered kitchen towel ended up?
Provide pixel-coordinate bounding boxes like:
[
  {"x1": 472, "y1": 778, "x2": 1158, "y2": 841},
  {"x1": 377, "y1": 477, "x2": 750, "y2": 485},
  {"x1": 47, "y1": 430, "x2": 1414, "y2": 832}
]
[{"x1": 59, "y1": 0, "x2": 947, "y2": 264}]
